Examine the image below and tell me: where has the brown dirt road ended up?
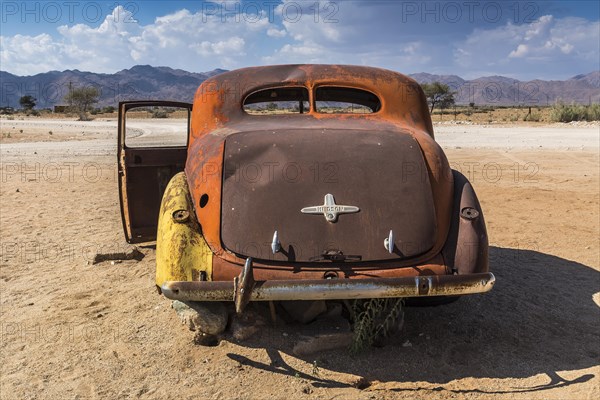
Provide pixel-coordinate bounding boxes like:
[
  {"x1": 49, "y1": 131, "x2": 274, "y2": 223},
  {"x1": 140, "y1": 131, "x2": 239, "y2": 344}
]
[{"x1": 0, "y1": 119, "x2": 598, "y2": 399}]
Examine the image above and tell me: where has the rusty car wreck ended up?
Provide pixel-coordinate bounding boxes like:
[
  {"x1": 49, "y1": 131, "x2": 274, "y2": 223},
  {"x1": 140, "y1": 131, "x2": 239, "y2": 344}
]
[{"x1": 117, "y1": 64, "x2": 494, "y2": 319}]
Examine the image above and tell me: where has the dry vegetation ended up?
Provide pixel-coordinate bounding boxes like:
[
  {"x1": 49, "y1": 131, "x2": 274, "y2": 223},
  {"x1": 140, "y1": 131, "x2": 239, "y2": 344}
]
[{"x1": 431, "y1": 104, "x2": 600, "y2": 124}]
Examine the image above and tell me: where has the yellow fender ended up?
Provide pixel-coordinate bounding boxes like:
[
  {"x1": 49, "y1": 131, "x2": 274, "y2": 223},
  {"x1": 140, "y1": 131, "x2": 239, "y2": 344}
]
[{"x1": 156, "y1": 172, "x2": 213, "y2": 288}]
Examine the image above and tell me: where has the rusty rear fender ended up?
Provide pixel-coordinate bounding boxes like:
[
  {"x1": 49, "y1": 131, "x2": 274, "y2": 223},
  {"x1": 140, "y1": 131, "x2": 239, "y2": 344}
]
[{"x1": 442, "y1": 170, "x2": 489, "y2": 274}]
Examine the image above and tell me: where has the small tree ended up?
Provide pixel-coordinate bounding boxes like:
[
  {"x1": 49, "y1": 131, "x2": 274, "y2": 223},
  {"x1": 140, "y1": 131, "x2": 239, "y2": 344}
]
[
  {"x1": 19, "y1": 95, "x2": 37, "y2": 111},
  {"x1": 64, "y1": 86, "x2": 100, "y2": 120},
  {"x1": 421, "y1": 82, "x2": 455, "y2": 113}
]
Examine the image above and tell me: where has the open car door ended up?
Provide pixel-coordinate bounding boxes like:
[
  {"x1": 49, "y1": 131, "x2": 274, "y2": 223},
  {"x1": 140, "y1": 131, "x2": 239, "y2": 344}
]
[{"x1": 118, "y1": 101, "x2": 192, "y2": 243}]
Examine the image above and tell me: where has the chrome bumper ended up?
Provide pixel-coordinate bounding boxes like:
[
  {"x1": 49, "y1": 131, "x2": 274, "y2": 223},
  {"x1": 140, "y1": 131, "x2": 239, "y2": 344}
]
[{"x1": 161, "y1": 272, "x2": 495, "y2": 302}]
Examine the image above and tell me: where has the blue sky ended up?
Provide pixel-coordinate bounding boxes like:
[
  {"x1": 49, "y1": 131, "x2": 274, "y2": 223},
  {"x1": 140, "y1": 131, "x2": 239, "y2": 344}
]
[{"x1": 1, "y1": 1, "x2": 598, "y2": 79}]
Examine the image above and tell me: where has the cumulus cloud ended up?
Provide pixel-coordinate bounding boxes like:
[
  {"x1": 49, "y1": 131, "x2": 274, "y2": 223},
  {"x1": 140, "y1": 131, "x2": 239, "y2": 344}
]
[
  {"x1": 266, "y1": 28, "x2": 287, "y2": 38},
  {"x1": 262, "y1": 1, "x2": 436, "y2": 71},
  {"x1": 1, "y1": 1, "x2": 440, "y2": 75},
  {"x1": 454, "y1": 15, "x2": 600, "y2": 78},
  {"x1": 192, "y1": 37, "x2": 246, "y2": 57},
  {"x1": 0, "y1": 33, "x2": 67, "y2": 74},
  {"x1": 0, "y1": 5, "x2": 273, "y2": 74}
]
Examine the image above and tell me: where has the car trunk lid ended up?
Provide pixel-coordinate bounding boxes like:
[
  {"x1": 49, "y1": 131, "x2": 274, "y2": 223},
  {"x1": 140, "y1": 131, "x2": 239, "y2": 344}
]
[{"x1": 220, "y1": 129, "x2": 437, "y2": 263}]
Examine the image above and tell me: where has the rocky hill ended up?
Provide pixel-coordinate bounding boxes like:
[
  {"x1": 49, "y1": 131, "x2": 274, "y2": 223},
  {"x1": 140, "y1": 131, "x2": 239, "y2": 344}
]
[
  {"x1": 0, "y1": 65, "x2": 225, "y2": 109},
  {"x1": 1, "y1": 66, "x2": 598, "y2": 109}
]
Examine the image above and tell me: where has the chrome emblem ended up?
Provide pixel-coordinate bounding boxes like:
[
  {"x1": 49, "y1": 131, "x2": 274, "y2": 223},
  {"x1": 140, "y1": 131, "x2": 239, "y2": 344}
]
[{"x1": 301, "y1": 194, "x2": 360, "y2": 223}]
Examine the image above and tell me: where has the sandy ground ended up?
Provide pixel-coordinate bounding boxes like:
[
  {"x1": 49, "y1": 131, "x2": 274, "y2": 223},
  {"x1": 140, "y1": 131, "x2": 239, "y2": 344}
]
[{"x1": 0, "y1": 119, "x2": 598, "y2": 399}]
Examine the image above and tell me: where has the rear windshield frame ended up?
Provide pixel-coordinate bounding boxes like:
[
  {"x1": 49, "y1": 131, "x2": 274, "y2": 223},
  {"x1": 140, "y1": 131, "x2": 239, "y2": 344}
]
[{"x1": 242, "y1": 86, "x2": 310, "y2": 115}]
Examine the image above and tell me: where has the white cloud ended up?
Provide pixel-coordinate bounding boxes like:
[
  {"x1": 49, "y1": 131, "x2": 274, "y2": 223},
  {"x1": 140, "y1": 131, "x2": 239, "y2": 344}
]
[
  {"x1": 0, "y1": 33, "x2": 66, "y2": 74},
  {"x1": 454, "y1": 15, "x2": 600, "y2": 78},
  {"x1": 192, "y1": 37, "x2": 245, "y2": 56},
  {"x1": 509, "y1": 44, "x2": 529, "y2": 58},
  {"x1": 0, "y1": 5, "x2": 273, "y2": 74},
  {"x1": 267, "y1": 28, "x2": 287, "y2": 38},
  {"x1": 263, "y1": 1, "x2": 436, "y2": 71}
]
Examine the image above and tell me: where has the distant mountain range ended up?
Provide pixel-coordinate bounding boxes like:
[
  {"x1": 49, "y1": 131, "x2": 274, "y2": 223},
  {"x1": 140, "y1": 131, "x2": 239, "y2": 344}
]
[
  {"x1": 1, "y1": 65, "x2": 598, "y2": 109},
  {"x1": 410, "y1": 71, "x2": 600, "y2": 106},
  {"x1": 0, "y1": 65, "x2": 226, "y2": 109}
]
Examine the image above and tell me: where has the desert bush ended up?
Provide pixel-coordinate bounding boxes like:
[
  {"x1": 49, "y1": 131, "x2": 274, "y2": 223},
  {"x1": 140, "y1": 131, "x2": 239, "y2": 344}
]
[
  {"x1": 551, "y1": 103, "x2": 600, "y2": 122},
  {"x1": 551, "y1": 103, "x2": 584, "y2": 122},
  {"x1": 151, "y1": 110, "x2": 168, "y2": 118},
  {"x1": 587, "y1": 104, "x2": 600, "y2": 120},
  {"x1": 523, "y1": 113, "x2": 541, "y2": 122},
  {"x1": 350, "y1": 298, "x2": 404, "y2": 354}
]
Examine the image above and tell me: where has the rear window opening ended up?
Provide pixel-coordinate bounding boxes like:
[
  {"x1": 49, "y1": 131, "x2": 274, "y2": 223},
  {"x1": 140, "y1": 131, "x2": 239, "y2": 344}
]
[
  {"x1": 315, "y1": 87, "x2": 381, "y2": 114},
  {"x1": 243, "y1": 87, "x2": 309, "y2": 115}
]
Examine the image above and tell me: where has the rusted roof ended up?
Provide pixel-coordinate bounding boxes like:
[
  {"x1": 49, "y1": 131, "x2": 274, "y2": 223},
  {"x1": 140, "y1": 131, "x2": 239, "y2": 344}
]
[{"x1": 190, "y1": 64, "x2": 434, "y2": 139}]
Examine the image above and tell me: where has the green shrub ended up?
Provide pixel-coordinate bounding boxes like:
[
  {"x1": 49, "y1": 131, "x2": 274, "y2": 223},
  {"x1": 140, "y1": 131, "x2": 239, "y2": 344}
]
[
  {"x1": 152, "y1": 110, "x2": 168, "y2": 118},
  {"x1": 587, "y1": 104, "x2": 600, "y2": 120},
  {"x1": 551, "y1": 103, "x2": 600, "y2": 122}
]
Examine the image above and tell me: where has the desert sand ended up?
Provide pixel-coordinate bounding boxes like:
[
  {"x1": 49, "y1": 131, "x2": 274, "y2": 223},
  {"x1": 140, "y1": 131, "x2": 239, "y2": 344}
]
[{"x1": 1, "y1": 118, "x2": 598, "y2": 399}]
